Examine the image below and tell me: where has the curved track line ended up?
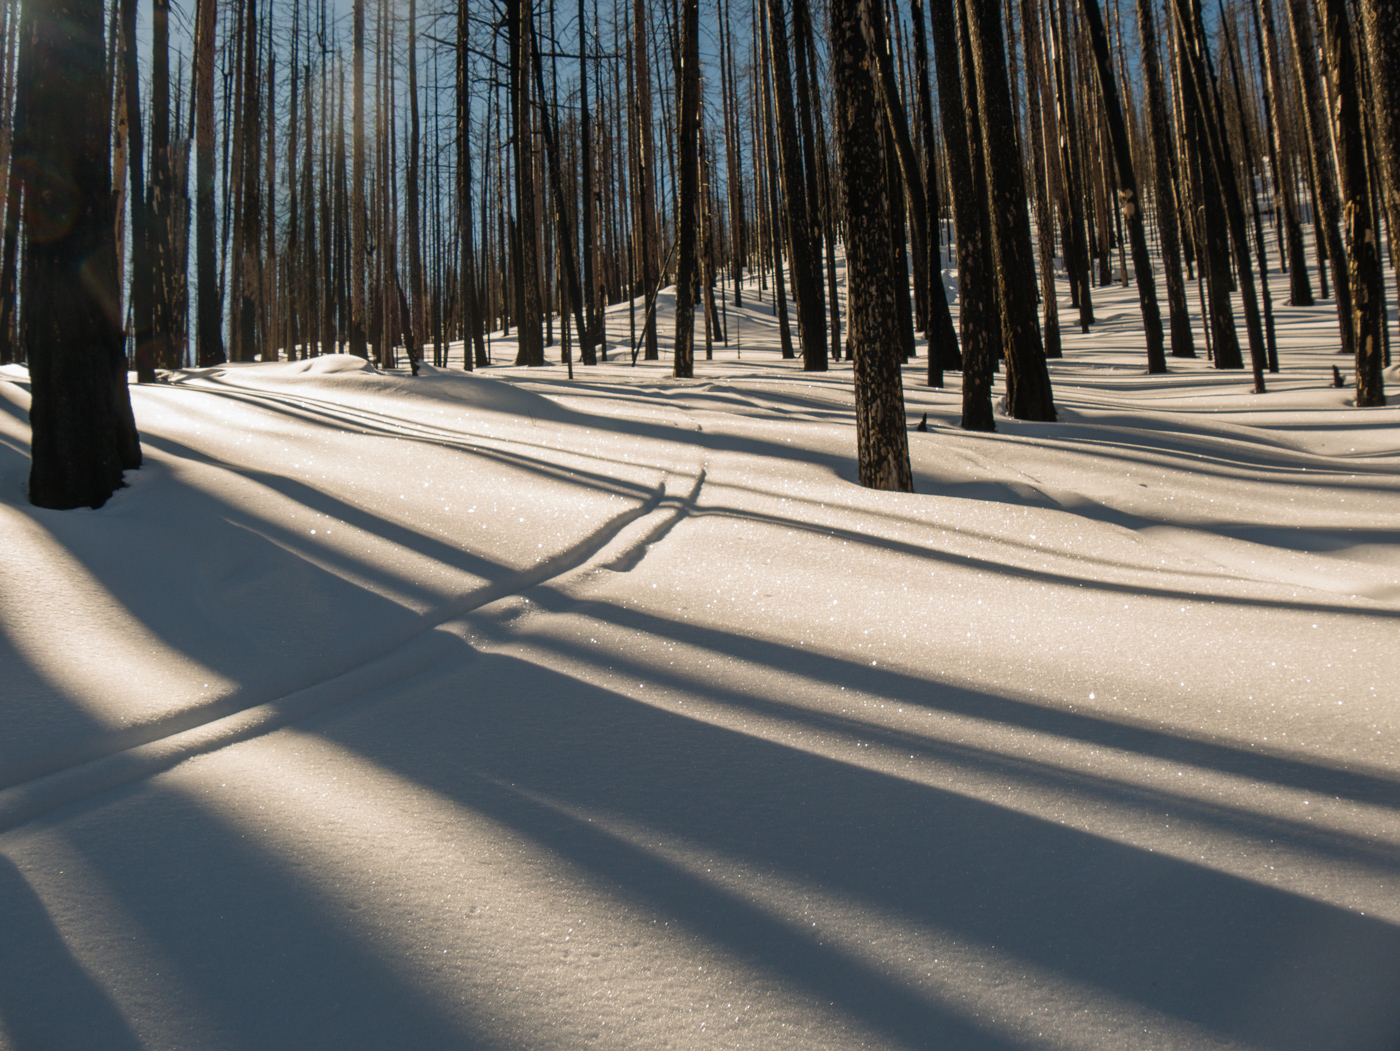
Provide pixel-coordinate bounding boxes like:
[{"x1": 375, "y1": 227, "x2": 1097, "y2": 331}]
[{"x1": 0, "y1": 469, "x2": 705, "y2": 834}]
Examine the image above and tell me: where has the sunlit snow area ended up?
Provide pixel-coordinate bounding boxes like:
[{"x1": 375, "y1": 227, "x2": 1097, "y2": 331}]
[{"x1": 1, "y1": 255, "x2": 1399, "y2": 1049}]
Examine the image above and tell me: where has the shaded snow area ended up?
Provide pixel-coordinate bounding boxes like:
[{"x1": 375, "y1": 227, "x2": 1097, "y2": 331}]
[{"x1": 2, "y1": 266, "x2": 1400, "y2": 1050}]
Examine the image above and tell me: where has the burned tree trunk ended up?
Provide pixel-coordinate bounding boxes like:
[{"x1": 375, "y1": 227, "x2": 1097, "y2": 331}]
[
  {"x1": 20, "y1": 0, "x2": 141, "y2": 508},
  {"x1": 965, "y1": 0, "x2": 1056, "y2": 421},
  {"x1": 830, "y1": 0, "x2": 913, "y2": 491},
  {"x1": 1078, "y1": 0, "x2": 1164, "y2": 373},
  {"x1": 1317, "y1": 0, "x2": 1386, "y2": 405}
]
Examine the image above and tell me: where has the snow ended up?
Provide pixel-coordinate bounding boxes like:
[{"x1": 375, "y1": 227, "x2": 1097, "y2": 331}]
[{"x1": 1, "y1": 258, "x2": 1399, "y2": 1049}]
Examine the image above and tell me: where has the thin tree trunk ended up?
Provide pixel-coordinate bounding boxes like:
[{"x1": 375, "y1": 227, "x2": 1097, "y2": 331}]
[
  {"x1": 1078, "y1": 0, "x2": 1165, "y2": 372},
  {"x1": 674, "y1": 0, "x2": 699, "y2": 376},
  {"x1": 927, "y1": 0, "x2": 996, "y2": 430}
]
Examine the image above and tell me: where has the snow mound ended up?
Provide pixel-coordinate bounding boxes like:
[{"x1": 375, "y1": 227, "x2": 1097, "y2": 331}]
[{"x1": 177, "y1": 356, "x2": 567, "y2": 421}]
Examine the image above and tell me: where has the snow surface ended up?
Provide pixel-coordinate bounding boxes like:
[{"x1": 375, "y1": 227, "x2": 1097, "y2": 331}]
[{"x1": 1, "y1": 258, "x2": 1399, "y2": 1050}]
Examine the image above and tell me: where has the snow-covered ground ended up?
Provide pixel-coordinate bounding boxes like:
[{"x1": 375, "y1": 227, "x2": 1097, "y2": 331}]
[{"x1": 1, "y1": 258, "x2": 1398, "y2": 1050}]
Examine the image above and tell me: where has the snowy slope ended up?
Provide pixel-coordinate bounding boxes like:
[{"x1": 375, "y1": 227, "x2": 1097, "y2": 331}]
[{"x1": 1, "y1": 263, "x2": 1398, "y2": 1050}]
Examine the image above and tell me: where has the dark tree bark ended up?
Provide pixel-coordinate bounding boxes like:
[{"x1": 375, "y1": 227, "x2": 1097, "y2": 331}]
[
  {"x1": 634, "y1": 0, "x2": 658, "y2": 359},
  {"x1": 1255, "y1": 0, "x2": 1312, "y2": 307},
  {"x1": 1046, "y1": 0, "x2": 1093, "y2": 332},
  {"x1": 1078, "y1": 0, "x2": 1164, "y2": 373},
  {"x1": 350, "y1": 0, "x2": 367, "y2": 357},
  {"x1": 1021, "y1": 0, "x2": 1062, "y2": 362},
  {"x1": 19, "y1": 0, "x2": 141, "y2": 508},
  {"x1": 674, "y1": 0, "x2": 699, "y2": 377},
  {"x1": 578, "y1": 0, "x2": 599, "y2": 363},
  {"x1": 1137, "y1": 0, "x2": 1195, "y2": 356},
  {"x1": 965, "y1": 0, "x2": 1056, "y2": 421},
  {"x1": 405, "y1": 0, "x2": 423, "y2": 367},
  {"x1": 927, "y1": 0, "x2": 995, "y2": 430},
  {"x1": 767, "y1": 0, "x2": 826, "y2": 370},
  {"x1": 510, "y1": 0, "x2": 543, "y2": 365},
  {"x1": 119, "y1": 0, "x2": 153, "y2": 380},
  {"x1": 1359, "y1": 0, "x2": 1400, "y2": 346},
  {"x1": 194, "y1": 0, "x2": 223, "y2": 365},
  {"x1": 910, "y1": 0, "x2": 960, "y2": 379},
  {"x1": 757, "y1": 11, "x2": 795, "y2": 360},
  {"x1": 1169, "y1": 0, "x2": 1266, "y2": 389},
  {"x1": 150, "y1": 0, "x2": 176, "y2": 368},
  {"x1": 1317, "y1": 0, "x2": 1386, "y2": 405},
  {"x1": 1282, "y1": 0, "x2": 1352, "y2": 359},
  {"x1": 830, "y1": 0, "x2": 913, "y2": 491}
]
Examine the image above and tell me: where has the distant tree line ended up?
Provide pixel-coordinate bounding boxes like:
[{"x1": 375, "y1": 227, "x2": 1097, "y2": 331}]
[{"x1": 9, "y1": 0, "x2": 1395, "y2": 504}]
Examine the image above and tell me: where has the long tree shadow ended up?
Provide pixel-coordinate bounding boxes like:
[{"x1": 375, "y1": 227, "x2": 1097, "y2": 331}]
[
  {"x1": 511, "y1": 585, "x2": 1400, "y2": 810},
  {"x1": 0, "y1": 853, "x2": 145, "y2": 1051},
  {"x1": 18, "y1": 791, "x2": 505, "y2": 1051},
  {"x1": 307, "y1": 641, "x2": 1400, "y2": 1051}
]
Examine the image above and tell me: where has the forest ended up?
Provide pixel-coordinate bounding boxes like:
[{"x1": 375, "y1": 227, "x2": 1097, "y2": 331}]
[
  {"x1": 5, "y1": 0, "x2": 1396, "y2": 507},
  {"x1": 2, "y1": 0, "x2": 1400, "y2": 1046}
]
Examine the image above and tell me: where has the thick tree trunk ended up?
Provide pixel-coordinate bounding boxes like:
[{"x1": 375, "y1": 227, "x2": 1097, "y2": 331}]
[
  {"x1": 1317, "y1": 0, "x2": 1386, "y2": 405},
  {"x1": 20, "y1": 0, "x2": 141, "y2": 508},
  {"x1": 830, "y1": 0, "x2": 913, "y2": 492},
  {"x1": 965, "y1": 0, "x2": 1056, "y2": 421}
]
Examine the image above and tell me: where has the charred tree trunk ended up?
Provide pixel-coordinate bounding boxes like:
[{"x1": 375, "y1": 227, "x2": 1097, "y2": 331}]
[
  {"x1": 20, "y1": 0, "x2": 141, "y2": 508},
  {"x1": 965, "y1": 0, "x2": 1056, "y2": 420},
  {"x1": 1317, "y1": 0, "x2": 1385, "y2": 405},
  {"x1": 194, "y1": 0, "x2": 223, "y2": 364},
  {"x1": 830, "y1": 0, "x2": 913, "y2": 491},
  {"x1": 927, "y1": 0, "x2": 995, "y2": 430},
  {"x1": 767, "y1": 0, "x2": 826, "y2": 370},
  {"x1": 674, "y1": 0, "x2": 699, "y2": 376},
  {"x1": 1282, "y1": 0, "x2": 1352, "y2": 358},
  {"x1": 1137, "y1": 0, "x2": 1195, "y2": 356},
  {"x1": 1078, "y1": 0, "x2": 1164, "y2": 373}
]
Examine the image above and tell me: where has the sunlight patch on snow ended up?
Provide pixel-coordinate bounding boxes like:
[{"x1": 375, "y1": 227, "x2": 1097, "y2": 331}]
[
  {"x1": 176, "y1": 730, "x2": 881, "y2": 1050},
  {"x1": 0, "y1": 504, "x2": 235, "y2": 743}
]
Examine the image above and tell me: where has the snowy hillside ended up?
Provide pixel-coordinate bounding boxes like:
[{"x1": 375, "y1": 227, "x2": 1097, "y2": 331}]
[{"x1": 1, "y1": 267, "x2": 1399, "y2": 1049}]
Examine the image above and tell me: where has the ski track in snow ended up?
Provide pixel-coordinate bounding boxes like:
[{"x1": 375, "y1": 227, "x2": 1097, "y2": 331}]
[{"x1": 2, "y1": 252, "x2": 1400, "y2": 1050}]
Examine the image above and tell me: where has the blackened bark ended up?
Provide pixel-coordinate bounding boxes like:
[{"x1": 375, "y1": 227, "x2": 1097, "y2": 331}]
[
  {"x1": 1137, "y1": 0, "x2": 1195, "y2": 355},
  {"x1": 1318, "y1": 0, "x2": 1385, "y2": 405},
  {"x1": 1359, "y1": 0, "x2": 1400, "y2": 343},
  {"x1": 20, "y1": 0, "x2": 141, "y2": 508},
  {"x1": 1283, "y1": 0, "x2": 1352, "y2": 358},
  {"x1": 830, "y1": 0, "x2": 913, "y2": 491},
  {"x1": 1255, "y1": 0, "x2": 1312, "y2": 307},
  {"x1": 674, "y1": 0, "x2": 699, "y2": 377},
  {"x1": 1079, "y1": 0, "x2": 1164, "y2": 373},
  {"x1": 194, "y1": 0, "x2": 223, "y2": 365},
  {"x1": 965, "y1": 0, "x2": 1056, "y2": 421},
  {"x1": 767, "y1": 0, "x2": 826, "y2": 370},
  {"x1": 927, "y1": 0, "x2": 995, "y2": 430},
  {"x1": 911, "y1": 0, "x2": 960, "y2": 379},
  {"x1": 510, "y1": 0, "x2": 543, "y2": 365}
]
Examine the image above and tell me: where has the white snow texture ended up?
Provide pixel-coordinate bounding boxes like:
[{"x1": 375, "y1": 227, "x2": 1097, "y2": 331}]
[{"x1": 1, "y1": 254, "x2": 1398, "y2": 1050}]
